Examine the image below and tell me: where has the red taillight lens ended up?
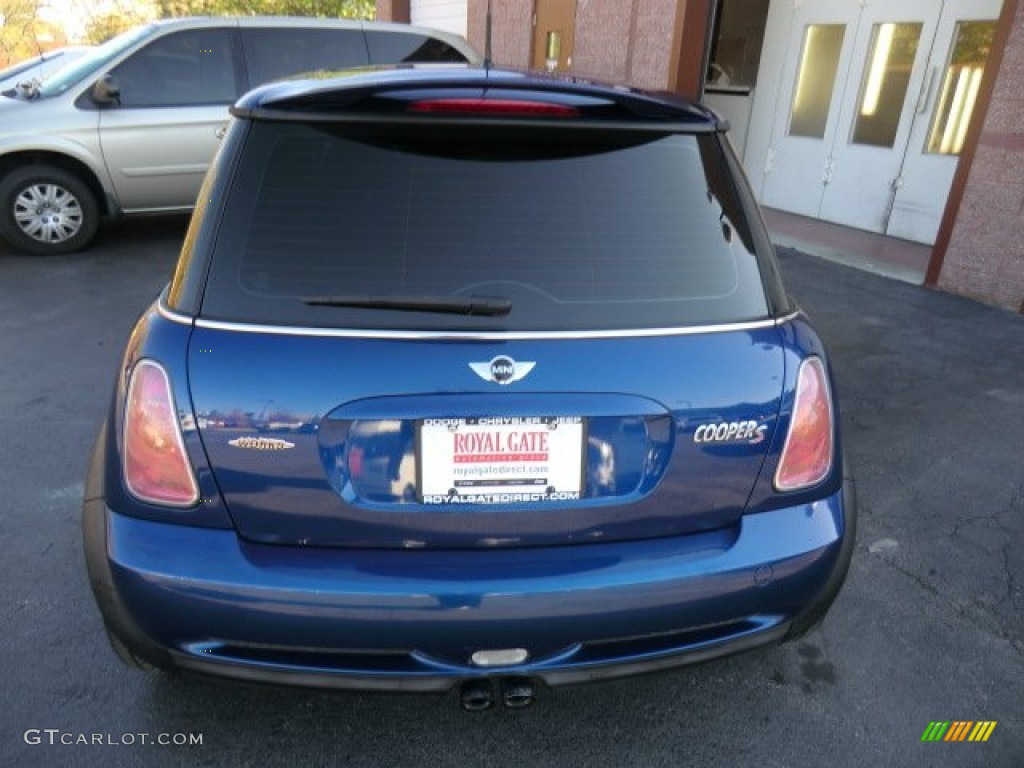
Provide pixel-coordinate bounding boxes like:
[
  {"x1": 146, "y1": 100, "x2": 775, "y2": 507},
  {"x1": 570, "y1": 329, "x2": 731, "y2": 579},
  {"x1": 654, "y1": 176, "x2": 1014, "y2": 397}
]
[
  {"x1": 774, "y1": 357, "x2": 834, "y2": 491},
  {"x1": 123, "y1": 360, "x2": 199, "y2": 506},
  {"x1": 408, "y1": 98, "x2": 580, "y2": 117}
]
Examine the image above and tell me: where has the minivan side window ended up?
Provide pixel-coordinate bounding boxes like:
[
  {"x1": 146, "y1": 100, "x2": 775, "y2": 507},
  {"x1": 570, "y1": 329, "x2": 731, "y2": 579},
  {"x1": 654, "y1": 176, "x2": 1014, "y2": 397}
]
[
  {"x1": 241, "y1": 29, "x2": 369, "y2": 86},
  {"x1": 109, "y1": 29, "x2": 237, "y2": 108},
  {"x1": 366, "y1": 32, "x2": 469, "y2": 64}
]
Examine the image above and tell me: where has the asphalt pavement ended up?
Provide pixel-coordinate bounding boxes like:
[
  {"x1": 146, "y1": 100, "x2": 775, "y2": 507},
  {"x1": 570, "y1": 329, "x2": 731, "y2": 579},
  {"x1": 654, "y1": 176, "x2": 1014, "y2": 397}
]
[{"x1": 1, "y1": 216, "x2": 1021, "y2": 767}]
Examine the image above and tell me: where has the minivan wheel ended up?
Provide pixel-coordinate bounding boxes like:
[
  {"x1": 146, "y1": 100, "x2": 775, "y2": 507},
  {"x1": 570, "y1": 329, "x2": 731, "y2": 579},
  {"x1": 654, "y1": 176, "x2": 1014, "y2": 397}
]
[{"x1": 0, "y1": 165, "x2": 100, "y2": 254}]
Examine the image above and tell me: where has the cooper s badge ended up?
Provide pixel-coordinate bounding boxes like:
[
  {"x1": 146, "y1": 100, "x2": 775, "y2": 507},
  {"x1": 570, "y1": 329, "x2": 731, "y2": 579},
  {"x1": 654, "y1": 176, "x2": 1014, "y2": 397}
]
[
  {"x1": 694, "y1": 420, "x2": 767, "y2": 445},
  {"x1": 228, "y1": 437, "x2": 296, "y2": 450},
  {"x1": 469, "y1": 356, "x2": 536, "y2": 385}
]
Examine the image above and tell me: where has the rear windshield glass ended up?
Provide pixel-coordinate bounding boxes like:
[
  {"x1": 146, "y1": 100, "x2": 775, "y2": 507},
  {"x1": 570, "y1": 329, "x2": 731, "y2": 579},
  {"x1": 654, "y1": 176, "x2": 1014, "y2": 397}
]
[{"x1": 200, "y1": 121, "x2": 769, "y2": 331}]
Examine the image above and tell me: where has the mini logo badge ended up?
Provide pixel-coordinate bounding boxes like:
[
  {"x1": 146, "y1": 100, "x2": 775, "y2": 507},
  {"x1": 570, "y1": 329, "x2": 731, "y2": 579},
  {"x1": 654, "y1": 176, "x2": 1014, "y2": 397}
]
[
  {"x1": 228, "y1": 437, "x2": 295, "y2": 451},
  {"x1": 469, "y1": 356, "x2": 536, "y2": 385}
]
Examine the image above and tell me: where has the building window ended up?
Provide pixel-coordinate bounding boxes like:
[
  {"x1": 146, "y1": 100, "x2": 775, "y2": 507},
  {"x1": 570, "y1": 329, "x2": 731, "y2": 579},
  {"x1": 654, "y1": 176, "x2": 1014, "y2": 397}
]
[
  {"x1": 706, "y1": 0, "x2": 770, "y2": 88},
  {"x1": 926, "y1": 20, "x2": 997, "y2": 155},
  {"x1": 850, "y1": 22, "x2": 923, "y2": 148},
  {"x1": 788, "y1": 24, "x2": 846, "y2": 139}
]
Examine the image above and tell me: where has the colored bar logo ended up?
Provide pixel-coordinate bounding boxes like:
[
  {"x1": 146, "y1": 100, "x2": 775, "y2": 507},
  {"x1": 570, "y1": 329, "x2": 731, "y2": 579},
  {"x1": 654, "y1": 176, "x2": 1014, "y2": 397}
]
[{"x1": 921, "y1": 721, "x2": 997, "y2": 742}]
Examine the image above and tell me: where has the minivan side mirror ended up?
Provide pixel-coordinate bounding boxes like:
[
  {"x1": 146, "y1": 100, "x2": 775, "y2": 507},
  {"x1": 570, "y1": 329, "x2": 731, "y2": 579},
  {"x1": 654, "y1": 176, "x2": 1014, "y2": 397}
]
[{"x1": 91, "y1": 74, "x2": 121, "y2": 107}]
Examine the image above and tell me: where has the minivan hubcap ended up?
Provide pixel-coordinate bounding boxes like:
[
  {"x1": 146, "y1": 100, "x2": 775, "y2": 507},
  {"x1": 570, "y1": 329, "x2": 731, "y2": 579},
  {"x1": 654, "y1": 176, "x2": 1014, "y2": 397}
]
[{"x1": 13, "y1": 183, "x2": 83, "y2": 243}]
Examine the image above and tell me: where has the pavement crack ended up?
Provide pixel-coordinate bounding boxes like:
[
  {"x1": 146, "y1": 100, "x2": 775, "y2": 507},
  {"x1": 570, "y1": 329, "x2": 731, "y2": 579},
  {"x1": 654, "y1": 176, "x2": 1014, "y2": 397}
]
[
  {"x1": 875, "y1": 555, "x2": 1023, "y2": 657},
  {"x1": 877, "y1": 555, "x2": 940, "y2": 598},
  {"x1": 949, "y1": 510, "x2": 1008, "y2": 539},
  {"x1": 1001, "y1": 543, "x2": 1022, "y2": 606}
]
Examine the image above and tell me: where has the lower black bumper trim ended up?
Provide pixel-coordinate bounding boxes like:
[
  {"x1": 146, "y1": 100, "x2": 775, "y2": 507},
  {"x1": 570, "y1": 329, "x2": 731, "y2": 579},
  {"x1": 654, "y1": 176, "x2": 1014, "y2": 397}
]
[{"x1": 167, "y1": 621, "x2": 790, "y2": 693}]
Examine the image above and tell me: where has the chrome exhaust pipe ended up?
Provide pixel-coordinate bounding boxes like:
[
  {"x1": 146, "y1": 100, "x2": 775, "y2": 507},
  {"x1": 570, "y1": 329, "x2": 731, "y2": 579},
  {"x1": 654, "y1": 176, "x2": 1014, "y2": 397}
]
[
  {"x1": 501, "y1": 677, "x2": 535, "y2": 709},
  {"x1": 460, "y1": 679, "x2": 494, "y2": 711}
]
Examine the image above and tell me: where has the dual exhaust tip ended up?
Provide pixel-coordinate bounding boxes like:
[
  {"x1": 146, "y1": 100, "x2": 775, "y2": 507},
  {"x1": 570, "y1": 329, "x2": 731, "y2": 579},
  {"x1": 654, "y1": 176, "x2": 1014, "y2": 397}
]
[{"x1": 460, "y1": 677, "x2": 535, "y2": 711}]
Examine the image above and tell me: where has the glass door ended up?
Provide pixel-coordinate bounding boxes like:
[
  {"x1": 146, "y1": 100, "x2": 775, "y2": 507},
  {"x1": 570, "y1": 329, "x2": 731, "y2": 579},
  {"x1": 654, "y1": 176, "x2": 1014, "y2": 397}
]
[
  {"x1": 532, "y1": 0, "x2": 577, "y2": 71},
  {"x1": 759, "y1": 0, "x2": 1001, "y2": 244},
  {"x1": 886, "y1": 0, "x2": 1001, "y2": 243},
  {"x1": 760, "y1": 0, "x2": 858, "y2": 219},
  {"x1": 817, "y1": 1, "x2": 941, "y2": 234}
]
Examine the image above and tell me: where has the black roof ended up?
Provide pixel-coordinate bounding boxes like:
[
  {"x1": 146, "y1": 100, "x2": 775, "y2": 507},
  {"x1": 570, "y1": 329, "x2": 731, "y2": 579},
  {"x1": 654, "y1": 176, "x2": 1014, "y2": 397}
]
[{"x1": 231, "y1": 66, "x2": 722, "y2": 129}]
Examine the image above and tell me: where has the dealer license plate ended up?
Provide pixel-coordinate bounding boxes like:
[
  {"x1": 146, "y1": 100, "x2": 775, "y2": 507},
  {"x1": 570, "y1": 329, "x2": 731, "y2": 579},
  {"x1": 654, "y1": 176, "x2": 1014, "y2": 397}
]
[{"x1": 418, "y1": 416, "x2": 585, "y2": 504}]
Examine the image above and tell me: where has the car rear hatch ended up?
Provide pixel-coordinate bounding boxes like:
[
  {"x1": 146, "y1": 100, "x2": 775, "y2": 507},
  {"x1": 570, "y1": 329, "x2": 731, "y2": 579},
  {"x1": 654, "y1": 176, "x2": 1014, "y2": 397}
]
[
  {"x1": 188, "y1": 328, "x2": 784, "y2": 548},
  {"x1": 184, "y1": 77, "x2": 788, "y2": 549}
]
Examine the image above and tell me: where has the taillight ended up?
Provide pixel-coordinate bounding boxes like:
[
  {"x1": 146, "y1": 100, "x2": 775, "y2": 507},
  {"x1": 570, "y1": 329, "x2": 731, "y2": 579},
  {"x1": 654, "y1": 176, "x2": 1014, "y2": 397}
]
[
  {"x1": 122, "y1": 360, "x2": 199, "y2": 506},
  {"x1": 774, "y1": 357, "x2": 834, "y2": 491},
  {"x1": 408, "y1": 98, "x2": 580, "y2": 117}
]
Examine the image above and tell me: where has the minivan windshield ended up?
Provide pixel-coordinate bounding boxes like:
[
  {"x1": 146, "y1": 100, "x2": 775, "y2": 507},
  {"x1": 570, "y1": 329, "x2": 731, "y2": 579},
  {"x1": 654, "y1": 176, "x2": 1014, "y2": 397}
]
[
  {"x1": 0, "y1": 54, "x2": 47, "y2": 83},
  {"x1": 35, "y1": 24, "x2": 157, "y2": 98},
  {"x1": 200, "y1": 121, "x2": 771, "y2": 332}
]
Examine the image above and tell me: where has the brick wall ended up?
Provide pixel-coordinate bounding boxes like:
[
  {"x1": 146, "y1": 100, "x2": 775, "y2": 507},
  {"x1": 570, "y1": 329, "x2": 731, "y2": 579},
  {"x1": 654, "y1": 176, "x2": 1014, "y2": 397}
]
[
  {"x1": 630, "y1": 0, "x2": 683, "y2": 90},
  {"x1": 375, "y1": 1, "x2": 410, "y2": 23},
  {"x1": 572, "y1": 0, "x2": 678, "y2": 90},
  {"x1": 464, "y1": 0, "x2": 680, "y2": 89},
  {"x1": 937, "y1": 0, "x2": 1024, "y2": 312},
  {"x1": 467, "y1": 0, "x2": 533, "y2": 69},
  {"x1": 572, "y1": 0, "x2": 634, "y2": 82}
]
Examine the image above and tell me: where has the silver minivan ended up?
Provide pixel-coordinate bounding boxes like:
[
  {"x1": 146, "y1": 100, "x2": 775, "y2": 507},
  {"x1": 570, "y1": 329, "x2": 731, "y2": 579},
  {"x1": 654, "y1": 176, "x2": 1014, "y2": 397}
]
[{"x1": 0, "y1": 17, "x2": 479, "y2": 254}]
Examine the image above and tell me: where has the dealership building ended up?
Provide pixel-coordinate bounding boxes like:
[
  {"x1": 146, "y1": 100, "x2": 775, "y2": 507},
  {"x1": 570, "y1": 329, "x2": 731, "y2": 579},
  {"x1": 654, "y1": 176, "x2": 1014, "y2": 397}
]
[{"x1": 377, "y1": 0, "x2": 1024, "y2": 314}]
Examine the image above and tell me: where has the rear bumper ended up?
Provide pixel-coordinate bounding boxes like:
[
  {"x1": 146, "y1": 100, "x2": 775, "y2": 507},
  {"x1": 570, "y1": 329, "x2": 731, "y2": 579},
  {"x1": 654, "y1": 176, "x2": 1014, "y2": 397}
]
[{"x1": 84, "y1": 466, "x2": 855, "y2": 692}]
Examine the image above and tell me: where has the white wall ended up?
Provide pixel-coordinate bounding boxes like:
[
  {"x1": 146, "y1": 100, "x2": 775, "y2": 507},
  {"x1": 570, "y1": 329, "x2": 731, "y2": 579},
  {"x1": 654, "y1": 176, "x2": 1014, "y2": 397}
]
[
  {"x1": 411, "y1": 0, "x2": 469, "y2": 39},
  {"x1": 705, "y1": 89, "x2": 755, "y2": 158},
  {"x1": 743, "y1": 0, "x2": 794, "y2": 200}
]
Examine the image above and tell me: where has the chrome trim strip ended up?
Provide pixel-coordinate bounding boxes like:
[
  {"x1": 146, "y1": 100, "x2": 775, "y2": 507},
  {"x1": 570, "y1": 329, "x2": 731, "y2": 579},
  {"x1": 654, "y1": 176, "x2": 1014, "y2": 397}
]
[
  {"x1": 157, "y1": 302, "x2": 195, "y2": 326},
  {"x1": 122, "y1": 164, "x2": 209, "y2": 178},
  {"x1": 121, "y1": 205, "x2": 195, "y2": 214},
  {"x1": 176, "y1": 311, "x2": 801, "y2": 340}
]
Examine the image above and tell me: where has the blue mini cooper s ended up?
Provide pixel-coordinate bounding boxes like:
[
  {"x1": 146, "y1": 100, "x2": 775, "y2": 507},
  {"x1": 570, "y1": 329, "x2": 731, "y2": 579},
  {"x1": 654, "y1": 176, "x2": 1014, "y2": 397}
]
[{"x1": 83, "y1": 67, "x2": 855, "y2": 708}]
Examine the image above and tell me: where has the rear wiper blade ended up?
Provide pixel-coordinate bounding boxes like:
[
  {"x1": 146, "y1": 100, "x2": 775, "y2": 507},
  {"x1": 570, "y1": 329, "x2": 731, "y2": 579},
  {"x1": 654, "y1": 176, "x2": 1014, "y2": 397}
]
[{"x1": 303, "y1": 294, "x2": 512, "y2": 316}]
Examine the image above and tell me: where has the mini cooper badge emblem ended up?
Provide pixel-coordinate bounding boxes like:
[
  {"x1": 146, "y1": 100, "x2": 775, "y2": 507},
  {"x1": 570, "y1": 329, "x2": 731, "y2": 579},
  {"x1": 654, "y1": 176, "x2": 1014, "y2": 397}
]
[
  {"x1": 228, "y1": 437, "x2": 295, "y2": 451},
  {"x1": 469, "y1": 356, "x2": 536, "y2": 385}
]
